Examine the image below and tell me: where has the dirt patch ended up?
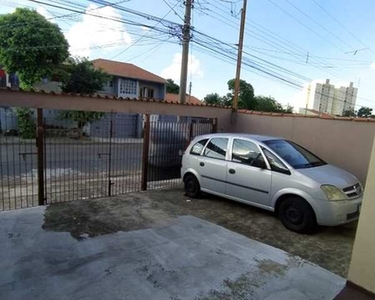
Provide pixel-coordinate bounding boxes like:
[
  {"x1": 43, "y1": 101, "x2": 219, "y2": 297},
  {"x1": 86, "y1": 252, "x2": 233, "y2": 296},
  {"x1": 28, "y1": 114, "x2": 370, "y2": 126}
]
[
  {"x1": 42, "y1": 193, "x2": 176, "y2": 240},
  {"x1": 256, "y1": 259, "x2": 288, "y2": 277},
  {"x1": 195, "y1": 260, "x2": 288, "y2": 300},
  {"x1": 43, "y1": 188, "x2": 356, "y2": 277}
]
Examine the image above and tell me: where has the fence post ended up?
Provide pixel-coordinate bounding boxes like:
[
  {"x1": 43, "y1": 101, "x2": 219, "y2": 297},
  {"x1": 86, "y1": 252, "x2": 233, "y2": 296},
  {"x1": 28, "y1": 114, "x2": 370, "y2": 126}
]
[
  {"x1": 36, "y1": 108, "x2": 45, "y2": 205},
  {"x1": 108, "y1": 114, "x2": 113, "y2": 196},
  {"x1": 188, "y1": 122, "x2": 194, "y2": 143},
  {"x1": 141, "y1": 114, "x2": 150, "y2": 191},
  {"x1": 211, "y1": 118, "x2": 218, "y2": 133}
]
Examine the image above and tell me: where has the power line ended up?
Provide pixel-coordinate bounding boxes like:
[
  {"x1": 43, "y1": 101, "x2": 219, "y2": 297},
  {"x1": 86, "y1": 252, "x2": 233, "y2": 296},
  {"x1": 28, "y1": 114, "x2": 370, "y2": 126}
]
[
  {"x1": 203, "y1": 0, "x2": 358, "y2": 82},
  {"x1": 161, "y1": 0, "x2": 184, "y2": 21},
  {"x1": 311, "y1": 0, "x2": 375, "y2": 56},
  {"x1": 109, "y1": 0, "x2": 179, "y2": 59},
  {"x1": 128, "y1": 38, "x2": 172, "y2": 62},
  {"x1": 266, "y1": 0, "x2": 346, "y2": 53},
  {"x1": 191, "y1": 30, "x2": 375, "y2": 109},
  {"x1": 282, "y1": 0, "x2": 354, "y2": 51}
]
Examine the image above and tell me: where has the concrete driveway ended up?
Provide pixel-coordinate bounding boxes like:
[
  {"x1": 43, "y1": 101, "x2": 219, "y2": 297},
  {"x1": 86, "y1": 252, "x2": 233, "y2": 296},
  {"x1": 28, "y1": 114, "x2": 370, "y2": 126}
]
[{"x1": 0, "y1": 189, "x2": 348, "y2": 300}]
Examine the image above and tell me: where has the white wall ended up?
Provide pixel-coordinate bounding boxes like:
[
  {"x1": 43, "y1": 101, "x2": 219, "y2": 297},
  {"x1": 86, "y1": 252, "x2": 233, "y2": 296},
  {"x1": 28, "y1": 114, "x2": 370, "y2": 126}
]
[{"x1": 348, "y1": 137, "x2": 375, "y2": 293}]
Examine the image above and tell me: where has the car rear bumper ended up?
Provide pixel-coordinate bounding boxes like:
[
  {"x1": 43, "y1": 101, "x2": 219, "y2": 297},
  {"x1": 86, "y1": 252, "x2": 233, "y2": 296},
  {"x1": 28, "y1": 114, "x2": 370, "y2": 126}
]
[{"x1": 315, "y1": 195, "x2": 363, "y2": 226}]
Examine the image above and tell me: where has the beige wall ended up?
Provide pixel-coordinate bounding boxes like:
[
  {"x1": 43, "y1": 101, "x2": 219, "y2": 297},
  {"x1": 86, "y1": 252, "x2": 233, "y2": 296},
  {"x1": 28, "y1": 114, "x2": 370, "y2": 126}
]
[
  {"x1": 0, "y1": 89, "x2": 233, "y2": 132},
  {"x1": 348, "y1": 137, "x2": 375, "y2": 293},
  {"x1": 234, "y1": 113, "x2": 375, "y2": 185}
]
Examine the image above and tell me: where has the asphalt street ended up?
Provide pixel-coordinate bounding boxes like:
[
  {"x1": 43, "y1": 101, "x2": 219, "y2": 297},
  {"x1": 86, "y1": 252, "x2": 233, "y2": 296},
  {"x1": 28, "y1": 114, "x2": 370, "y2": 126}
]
[{"x1": 0, "y1": 142, "x2": 143, "y2": 178}]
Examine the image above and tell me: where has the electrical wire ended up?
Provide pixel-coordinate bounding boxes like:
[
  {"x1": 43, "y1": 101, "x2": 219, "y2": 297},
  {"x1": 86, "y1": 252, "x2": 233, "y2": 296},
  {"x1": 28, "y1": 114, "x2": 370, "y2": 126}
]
[
  {"x1": 109, "y1": 0, "x2": 179, "y2": 59},
  {"x1": 311, "y1": 0, "x2": 375, "y2": 56}
]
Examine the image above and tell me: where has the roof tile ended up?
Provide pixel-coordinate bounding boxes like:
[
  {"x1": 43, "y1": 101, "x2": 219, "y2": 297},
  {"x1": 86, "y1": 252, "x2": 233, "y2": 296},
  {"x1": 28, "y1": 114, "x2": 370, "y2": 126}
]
[{"x1": 92, "y1": 58, "x2": 166, "y2": 84}]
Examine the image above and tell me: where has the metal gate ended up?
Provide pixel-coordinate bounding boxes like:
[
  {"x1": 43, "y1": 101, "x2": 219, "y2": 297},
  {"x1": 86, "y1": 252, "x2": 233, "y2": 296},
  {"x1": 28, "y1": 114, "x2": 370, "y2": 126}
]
[
  {"x1": 0, "y1": 108, "x2": 216, "y2": 210},
  {"x1": 146, "y1": 117, "x2": 214, "y2": 190},
  {"x1": 0, "y1": 108, "x2": 38, "y2": 210}
]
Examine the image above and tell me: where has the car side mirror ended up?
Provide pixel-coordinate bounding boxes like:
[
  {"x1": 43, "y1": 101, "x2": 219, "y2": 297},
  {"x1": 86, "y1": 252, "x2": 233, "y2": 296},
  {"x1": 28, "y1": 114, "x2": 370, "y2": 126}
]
[{"x1": 252, "y1": 159, "x2": 267, "y2": 169}]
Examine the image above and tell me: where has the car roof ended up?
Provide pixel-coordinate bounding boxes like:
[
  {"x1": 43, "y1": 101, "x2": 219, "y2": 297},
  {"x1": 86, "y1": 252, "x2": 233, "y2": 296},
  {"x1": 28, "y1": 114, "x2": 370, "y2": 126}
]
[{"x1": 195, "y1": 133, "x2": 281, "y2": 142}]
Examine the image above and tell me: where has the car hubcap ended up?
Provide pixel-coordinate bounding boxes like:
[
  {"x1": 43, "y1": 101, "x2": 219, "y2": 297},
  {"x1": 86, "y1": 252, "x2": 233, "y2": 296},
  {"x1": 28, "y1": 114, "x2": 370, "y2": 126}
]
[
  {"x1": 286, "y1": 205, "x2": 303, "y2": 224},
  {"x1": 187, "y1": 180, "x2": 195, "y2": 193}
]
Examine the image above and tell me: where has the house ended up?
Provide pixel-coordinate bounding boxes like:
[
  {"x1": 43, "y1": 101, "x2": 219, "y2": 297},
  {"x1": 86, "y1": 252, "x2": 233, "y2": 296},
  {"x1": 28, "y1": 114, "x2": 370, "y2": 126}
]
[
  {"x1": 92, "y1": 59, "x2": 203, "y2": 105},
  {"x1": 298, "y1": 108, "x2": 334, "y2": 118},
  {"x1": 164, "y1": 93, "x2": 202, "y2": 105},
  {"x1": 92, "y1": 58, "x2": 166, "y2": 100},
  {"x1": 0, "y1": 67, "x2": 19, "y2": 89},
  {"x1": 0, "y1": 60, "x2": 204, "y2": 137}
]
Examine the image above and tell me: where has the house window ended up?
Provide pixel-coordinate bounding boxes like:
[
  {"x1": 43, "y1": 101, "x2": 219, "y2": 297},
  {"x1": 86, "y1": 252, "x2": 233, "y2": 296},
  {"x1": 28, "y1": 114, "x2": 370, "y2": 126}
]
[
  {"x1": 120, "y1": 79, "x2": 136, "y2": 95},
  {"x1": 149, "y1": 88, "x2": 154, "y2": 98},
  {"x1": 108, "y1": 80, "x2": 113, "y2": 88},
  {"x1": 140, "y1": 87, "x2": 155, "y2": 99}
]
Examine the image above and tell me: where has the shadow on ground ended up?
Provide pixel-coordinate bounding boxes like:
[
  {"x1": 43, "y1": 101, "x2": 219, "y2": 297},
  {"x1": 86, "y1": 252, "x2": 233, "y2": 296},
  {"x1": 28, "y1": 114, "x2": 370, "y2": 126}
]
[{"x1": 43, "y1": 188, "x2": 356, "y2": 277}]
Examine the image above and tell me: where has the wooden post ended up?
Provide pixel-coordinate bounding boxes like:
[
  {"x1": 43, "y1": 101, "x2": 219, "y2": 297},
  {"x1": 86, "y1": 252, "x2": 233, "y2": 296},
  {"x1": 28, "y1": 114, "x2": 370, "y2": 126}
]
[
  {"x1": 233, "y1": 0, "x2": 248, "y2": 112},
  {"x1": 179, "y1": 0, "x2": 192, "y2": 104},
  {"x1": 211, "y1": 118, "x2": 218, "y2": 133},
  {"x1": 141, "y1": 114, "x2": 150, "y2": 191},
  {"x1": 36, "y1": 108, "x2": 45, "y2": 205}
]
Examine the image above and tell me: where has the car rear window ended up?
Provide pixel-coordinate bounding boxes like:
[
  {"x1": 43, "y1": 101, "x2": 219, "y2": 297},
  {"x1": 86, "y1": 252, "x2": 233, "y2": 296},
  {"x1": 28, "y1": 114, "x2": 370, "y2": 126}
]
[
  {"x1": 204, "y1": 138, "x2": 228, "y2": 160},
  {"x1": 190, "y1": 139, "x2": 209, "y2": 155}
]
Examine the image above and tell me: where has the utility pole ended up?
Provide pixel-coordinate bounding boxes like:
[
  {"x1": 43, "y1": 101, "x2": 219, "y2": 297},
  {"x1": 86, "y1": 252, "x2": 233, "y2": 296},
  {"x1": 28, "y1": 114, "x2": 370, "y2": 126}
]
[
  {"x1": 188, "y1": 81, "x2": 192, "y2": 103},
  {"x1": 179, "y1": 0, "x2": 192, "y2": 104},
  {"x1": 233, "y1": 0, "x2": 247, "y2": 111}
]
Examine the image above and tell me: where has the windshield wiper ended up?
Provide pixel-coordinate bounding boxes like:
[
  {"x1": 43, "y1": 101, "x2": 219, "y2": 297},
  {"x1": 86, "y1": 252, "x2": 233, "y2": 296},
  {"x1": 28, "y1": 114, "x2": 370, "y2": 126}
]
[{"x1": 303, "y1": 161, "x2": 323, "y2": 168}]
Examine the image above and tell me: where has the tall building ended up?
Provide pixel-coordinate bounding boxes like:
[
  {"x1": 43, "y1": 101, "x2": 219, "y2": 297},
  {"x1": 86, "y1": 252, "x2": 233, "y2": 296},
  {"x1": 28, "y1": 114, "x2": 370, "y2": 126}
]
[{"x1": 303, "y1": 79, "x2": 358, "y2": 115}]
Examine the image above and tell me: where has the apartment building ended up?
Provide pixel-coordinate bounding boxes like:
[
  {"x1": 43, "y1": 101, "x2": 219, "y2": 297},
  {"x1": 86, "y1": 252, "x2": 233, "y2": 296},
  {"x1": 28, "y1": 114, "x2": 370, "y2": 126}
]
[{"x1": 303, "y1": 79, "x2": 357, "y2": 115}]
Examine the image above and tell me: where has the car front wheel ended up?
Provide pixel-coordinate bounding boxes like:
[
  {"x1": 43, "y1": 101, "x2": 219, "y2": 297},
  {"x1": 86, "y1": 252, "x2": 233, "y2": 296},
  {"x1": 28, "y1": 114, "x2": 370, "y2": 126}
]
[
  {"x1": 279, "y1": 197, "x2": 316, "y2": 234},
  {"x1": 184, "y1": 174, "x2": 201, "y2": 198}
]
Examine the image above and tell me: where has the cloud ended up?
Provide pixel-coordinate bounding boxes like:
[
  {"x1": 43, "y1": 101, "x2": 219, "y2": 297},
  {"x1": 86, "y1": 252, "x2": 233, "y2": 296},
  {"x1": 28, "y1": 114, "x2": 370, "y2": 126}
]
[
  {"x1": 66, "y1": 4, "x2": 132, "y2": 58},
  {"x1": 371, "y1": 61, "x2": 375, "y2": 69},
  {"x1": 161, "y1": 53, "x2": 204, "y2": 81}
]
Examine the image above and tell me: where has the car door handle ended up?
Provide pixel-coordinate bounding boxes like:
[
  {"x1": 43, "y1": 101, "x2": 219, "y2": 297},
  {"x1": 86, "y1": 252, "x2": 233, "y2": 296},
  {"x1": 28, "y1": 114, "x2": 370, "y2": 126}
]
[
  {"x1": 199, "y1": 162, "x2": 205, "y2": 167},
  {"x1": 229, "y1": 169, "x2": 236, "y2": 174}
]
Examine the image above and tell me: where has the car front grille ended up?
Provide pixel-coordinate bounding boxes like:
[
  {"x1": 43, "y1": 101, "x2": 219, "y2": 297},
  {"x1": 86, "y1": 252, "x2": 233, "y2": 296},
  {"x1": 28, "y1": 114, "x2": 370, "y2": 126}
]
[
  {"x1": 347, "y1": 211, "x2": 360, "y2": 221},
  {"x1": 343, "y1": 183, "x2": 362, "y2": 198}
]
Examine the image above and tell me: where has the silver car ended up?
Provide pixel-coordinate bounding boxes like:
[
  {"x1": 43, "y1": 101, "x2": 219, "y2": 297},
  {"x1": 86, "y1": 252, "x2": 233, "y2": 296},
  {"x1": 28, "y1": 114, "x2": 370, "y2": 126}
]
[{"x1": 181, "y1": 133, "x2": 363, "y2": 233}]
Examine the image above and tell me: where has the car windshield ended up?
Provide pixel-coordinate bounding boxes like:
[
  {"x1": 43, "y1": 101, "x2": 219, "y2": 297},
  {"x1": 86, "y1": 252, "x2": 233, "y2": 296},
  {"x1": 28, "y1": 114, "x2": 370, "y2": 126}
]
[{"x1": 264, "y1": 139, "x2": 326, "y2": 169}]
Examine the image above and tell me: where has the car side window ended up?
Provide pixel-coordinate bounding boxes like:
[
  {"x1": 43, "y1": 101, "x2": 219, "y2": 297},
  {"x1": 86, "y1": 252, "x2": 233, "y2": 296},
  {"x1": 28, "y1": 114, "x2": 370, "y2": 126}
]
[
  {"x1": 263, "y1": 148, "x2": 291, "y2": 175},
  {"x1": 204, "y1": 138, "x2": 228, "y2": 160},
  {"x1": 190, "y1": 139, "x2": 209, "y2": 155},
  {"x1": 232, "y1": 139, "x2": 265, "y2": 168}
]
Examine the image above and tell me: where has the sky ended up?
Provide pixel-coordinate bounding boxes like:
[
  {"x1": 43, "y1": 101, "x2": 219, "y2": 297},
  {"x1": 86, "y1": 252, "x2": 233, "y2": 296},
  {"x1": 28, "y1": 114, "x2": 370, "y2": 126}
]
[{"x1": 1, "y1": 0, "x2": 375, "y2": 111}]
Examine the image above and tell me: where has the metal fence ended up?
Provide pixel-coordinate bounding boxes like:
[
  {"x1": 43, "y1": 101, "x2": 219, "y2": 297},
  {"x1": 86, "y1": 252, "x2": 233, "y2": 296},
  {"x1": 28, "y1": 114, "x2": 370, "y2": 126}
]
[{"x1": 0, "y1": 108, "x2": 216, "y2": 210}]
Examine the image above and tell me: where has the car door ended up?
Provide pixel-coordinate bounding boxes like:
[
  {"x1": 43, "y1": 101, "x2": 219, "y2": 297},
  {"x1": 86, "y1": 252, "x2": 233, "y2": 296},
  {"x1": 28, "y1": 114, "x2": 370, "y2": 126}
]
[
  {"x1": 197, "y1": 137, "x2": 229, "y2": 195},
  {"x1": 226, "y1": 138, "x2": 272, "y2": 208}
]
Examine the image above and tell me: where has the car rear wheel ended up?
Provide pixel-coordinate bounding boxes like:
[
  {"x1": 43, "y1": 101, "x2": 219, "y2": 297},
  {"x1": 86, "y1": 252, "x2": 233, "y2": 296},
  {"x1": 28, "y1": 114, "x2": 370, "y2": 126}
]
[
  {"x1": 184, "y1": 174, "x2": 201, "y2": 198},
  {"x1": 278, "y1": 197, "x2": 316, "y2": 234}
]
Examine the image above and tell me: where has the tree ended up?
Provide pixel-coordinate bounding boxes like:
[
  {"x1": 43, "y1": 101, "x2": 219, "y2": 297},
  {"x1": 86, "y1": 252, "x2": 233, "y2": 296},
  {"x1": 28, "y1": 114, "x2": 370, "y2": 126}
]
[
  {"x1": 61, "y1": 58, "x2": 111, "y2": 94},
  {"x1": 254, "y1": 96, "x2": 284, "y2": 112},
  {"x1": 166, "y1": 79, "x2": 179, "y2": 94},
  {"x1": 357, "y1": 106, "x2": 373, "y2": 118},
  {"x1": 203, "y1": 93, "x2": 223, "y2": 105},
  {"x1": 342, "y1": 108, "x2": 356, "y2": 117},
  {"x1": 253, "y1": 96, "x2": 293, "y2": 113},
  {"x1": 0, "y1": 8, "x2": 69, "y2": 88},
  {"x1": 284, "y1": 104, "x2": 293, "y2": 113},
  {"x1": 227, "y1": 79, "x2": 256, "y2": 110},
  {"x1": 59, "y1": 111, "x2": 104, "y2": 139},
  {"x1": 59, "y1": 58, "x2": 111, "y2": 138}
]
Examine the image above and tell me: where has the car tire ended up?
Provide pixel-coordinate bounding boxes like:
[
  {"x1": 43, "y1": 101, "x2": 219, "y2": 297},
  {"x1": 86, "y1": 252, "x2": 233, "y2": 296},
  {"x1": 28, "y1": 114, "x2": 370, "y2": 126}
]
[
  {"x1": 278, "y1": 197, "x2": 316, "y2": 234},
  {"x1": 184, "y1": 174, "x2": 201, "y2": 198}
]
